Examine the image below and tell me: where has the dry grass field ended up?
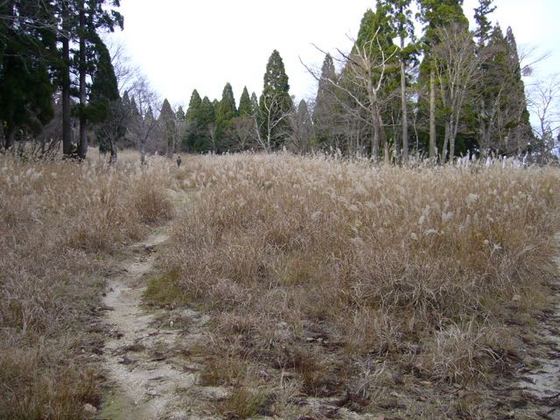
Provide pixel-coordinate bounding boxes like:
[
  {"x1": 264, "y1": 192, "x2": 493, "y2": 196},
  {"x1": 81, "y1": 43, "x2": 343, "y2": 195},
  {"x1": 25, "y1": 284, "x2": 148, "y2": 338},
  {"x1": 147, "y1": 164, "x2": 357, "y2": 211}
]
[
  {"x1": 164, "y1": 154, "x2": 560, "y2": 417},
  {"x1": 0, "y1": 154, "x2": 174, "y2": 418},
  {"x1": 1, "y1": 151, "x2": 560, "y2": 418}
]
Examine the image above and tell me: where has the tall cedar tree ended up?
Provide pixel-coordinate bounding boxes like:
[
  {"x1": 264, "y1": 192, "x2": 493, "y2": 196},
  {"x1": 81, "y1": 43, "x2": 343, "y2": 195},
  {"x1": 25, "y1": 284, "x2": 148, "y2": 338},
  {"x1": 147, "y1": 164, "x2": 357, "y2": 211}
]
[
  {"x1": 215, "y1": 82, "x2": 237, "y2": 151},
  {"x1": 75, "y1": 0, "x2": 123, "y2": 159},
  {"x1": 474, "y1": 0, "x2": 496, "y2": 47},
  {"x1": 379, "y1": 0, "x2": 416, "y2": 161},
  {"x1": 238, "y1": 87, "x2": 253, "y2": 117},
  {"x1": 504, "y1": 27, "x2": 533, "y2": 152},
  {"x1": 201, "y1": 96, "x2": 216, "y2": 152},
  {"x1": 250, "y1": 92, "x2": 259, "y2": 115},
  {"x1": 259, "y1": 50, "x2": 293, "y2": 149},
  {"x1": 176, "y1": 106, "x2": 185, "y2": 121},
  {"x1": 0, "y1": 0, "x2": 56, "y2": 149},
  {"x1": 313, "y1": 53, "x2": 338, "y2": 149},
  {"x1": 292, "y1": 99, "x2": 313, "y2": 152},
  {"x1": 342, "y1": 7, "x2": 399, "y2": 159},
  {"x1": 89, "y1": 35, "x2": 123, "y2": 160},
  {"x1": 186, "y1": 89, "x2": 202, "y2": 122},
  {"x1": 477, "y1": 25, "x2": 532, "y2": 155},
  {"x1": 184, "y1": 89, "x2": 202, "y2": 152},
  {"x1": 417, "y1": 0, "x2": 469, "y2": 159},
  {"x1": 159, "y1": 99, "x2": 176, "y2": 156},
  {"x1": 184, "y1": 92, "x2": 216, "y2": 153}
]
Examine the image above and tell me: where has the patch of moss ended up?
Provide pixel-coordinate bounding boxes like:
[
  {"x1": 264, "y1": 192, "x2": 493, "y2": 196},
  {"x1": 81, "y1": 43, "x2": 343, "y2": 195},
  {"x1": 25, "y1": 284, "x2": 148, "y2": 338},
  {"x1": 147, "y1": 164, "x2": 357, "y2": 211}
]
[{"x1": 143, "y1": 269, "x2": 188, "y2": 308}]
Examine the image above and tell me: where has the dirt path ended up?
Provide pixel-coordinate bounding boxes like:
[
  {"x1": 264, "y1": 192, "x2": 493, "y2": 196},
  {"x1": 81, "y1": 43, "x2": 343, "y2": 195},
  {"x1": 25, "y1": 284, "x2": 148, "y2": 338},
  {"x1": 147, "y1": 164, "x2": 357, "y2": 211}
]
[
  {"x1": 518, "y1": 238, "x2": 560, "y2": 419},
  {"x1": 98, "y1": 229, "x2": 222, "y2": 419}
]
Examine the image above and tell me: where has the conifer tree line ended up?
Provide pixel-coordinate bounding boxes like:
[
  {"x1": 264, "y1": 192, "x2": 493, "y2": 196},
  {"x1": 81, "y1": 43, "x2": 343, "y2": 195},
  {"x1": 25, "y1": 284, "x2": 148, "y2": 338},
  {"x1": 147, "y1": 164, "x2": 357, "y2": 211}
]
[
  {"x1": 1, "y1": 0, "x2": 557, "y2": 162},
  {"x1": 307, "y1": 0, "x2": 544, "y2": 162},
  {"x1": 0, "y1": 0, "x2": 123, "y2": 160},
  {"x1": 152, "y1": 0, "x2": 554, "y2": 162}
]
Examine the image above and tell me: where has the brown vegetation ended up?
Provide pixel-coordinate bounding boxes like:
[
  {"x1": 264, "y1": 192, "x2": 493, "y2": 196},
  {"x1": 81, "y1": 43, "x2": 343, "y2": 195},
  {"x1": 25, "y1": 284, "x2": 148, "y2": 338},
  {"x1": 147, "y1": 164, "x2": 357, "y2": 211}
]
[
  {"x1": 163, "y1": 153, "x2": 560, "y2": 417},
  {"x1": 1, "y1": 151, "x2": 559, "y2": 418},
  {"x1": 0, "y1": 155, "x2": 173, "y2": 418}
]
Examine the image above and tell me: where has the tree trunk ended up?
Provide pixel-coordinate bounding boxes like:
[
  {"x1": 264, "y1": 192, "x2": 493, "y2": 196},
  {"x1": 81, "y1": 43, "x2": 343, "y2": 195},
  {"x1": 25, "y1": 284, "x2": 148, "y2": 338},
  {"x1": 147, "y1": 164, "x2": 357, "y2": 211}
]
[
  {"x1": 372, "y1": 122, "x2": 380, "y2": 161},
  {"x1": 384, "y1": 140, "x2": 390, "y2": 164},
  {"x1": 429, "y1": 70, "x2": 437, "y2": 160},
  {"x1": 441, "y1": 120, "x2": 451, "y2": 163},
  {"x1": 140, "y1": 138, "x2": 146, "y2": 164},
  {"x1": 5, "y1": 126, "x2": 15, "y2": 150},
  {"x1": 77, "y1": 1, "x2": 87, "y2": 160},
  {"x1": 400, "y1": 41, "x2": 408, "y2": 163},
  {"x1": 378, "y1": 110, "x2": 389, "y2": 164},
  {"x1": 109, "y1": 140, "x2": 118, "y2": 164},
  {"x1": 61, "y1": 1, "x2": 73, "y2": 156}
]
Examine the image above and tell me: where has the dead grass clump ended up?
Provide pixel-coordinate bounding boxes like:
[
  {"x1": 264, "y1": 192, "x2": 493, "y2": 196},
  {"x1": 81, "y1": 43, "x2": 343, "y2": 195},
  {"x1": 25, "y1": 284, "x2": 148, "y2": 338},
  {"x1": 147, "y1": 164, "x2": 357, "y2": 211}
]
[
  {"x1": 217, "y1": 387, "x2": 272, "y2": 419},
  {"x1": 422, "y1": 320, "x2": 513, "y2": 384},
  {"x1": 0, "y1": 154, "x2": 176, "y2": 417},
  {"x1": 166, "y1": 153, "x2": 560, "y2": 415},
  {"x1": 133, "y1": 179, "x2": 175, "y2": 225},
  {"x1": 0, "y1": 347, "x2": 100, "y2": 419},
  {"x1": 198, "y1": 355, "x2": 249, "y2": 387}
]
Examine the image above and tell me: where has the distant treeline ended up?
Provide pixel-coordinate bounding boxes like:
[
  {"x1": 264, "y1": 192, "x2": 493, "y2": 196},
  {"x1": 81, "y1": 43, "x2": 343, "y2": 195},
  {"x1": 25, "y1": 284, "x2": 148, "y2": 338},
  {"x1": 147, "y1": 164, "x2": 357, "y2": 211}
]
[{"x1": 1, "y1": 0, "x2": 556, "y2": 162}]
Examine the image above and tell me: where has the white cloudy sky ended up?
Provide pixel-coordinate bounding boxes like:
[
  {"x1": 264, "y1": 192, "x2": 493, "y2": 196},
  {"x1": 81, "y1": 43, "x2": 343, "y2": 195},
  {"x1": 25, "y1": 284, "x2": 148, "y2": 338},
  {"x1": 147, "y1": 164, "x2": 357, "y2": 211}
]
[{"x1": 108, "y1": 0, "x2": 560, "y2": 108}]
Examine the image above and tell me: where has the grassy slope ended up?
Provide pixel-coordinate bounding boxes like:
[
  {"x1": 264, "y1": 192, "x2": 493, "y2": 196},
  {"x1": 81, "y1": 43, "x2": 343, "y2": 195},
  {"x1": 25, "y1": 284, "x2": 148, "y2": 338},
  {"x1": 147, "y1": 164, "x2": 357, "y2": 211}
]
[
  {"x1": 2, "y1": 151, "x2": 559, "y2": 418},
  {"x1": 0, "y1": 155, "x2": 174, "y2": 418},
  {"x1": 161, "y1": 153, "x2": 560, "y2": 418}
]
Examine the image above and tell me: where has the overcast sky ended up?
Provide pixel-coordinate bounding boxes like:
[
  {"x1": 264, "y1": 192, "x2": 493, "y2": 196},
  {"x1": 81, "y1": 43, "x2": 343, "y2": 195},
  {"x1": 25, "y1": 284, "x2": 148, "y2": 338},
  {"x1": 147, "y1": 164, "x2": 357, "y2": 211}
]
[{"x1": 108, "y1": 0, "x2": 560, "y2": 109}]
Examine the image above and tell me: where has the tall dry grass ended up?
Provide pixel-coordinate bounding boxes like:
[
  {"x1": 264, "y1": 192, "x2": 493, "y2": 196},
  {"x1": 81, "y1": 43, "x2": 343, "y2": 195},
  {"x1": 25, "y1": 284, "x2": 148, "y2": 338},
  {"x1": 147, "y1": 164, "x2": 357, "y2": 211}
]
[
  {"x1": 165, "y1": 153, "x2": 560, "y2": 416},
  {"x1": 0, "y1": 154, "x2": 174, "y2": 418}
]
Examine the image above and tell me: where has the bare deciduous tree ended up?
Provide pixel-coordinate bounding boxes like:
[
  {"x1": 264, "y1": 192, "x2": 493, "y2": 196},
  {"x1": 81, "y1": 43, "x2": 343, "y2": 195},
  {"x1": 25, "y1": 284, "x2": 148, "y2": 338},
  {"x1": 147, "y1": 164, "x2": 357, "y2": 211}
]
[
  {"x1": 128, "y1": 75, "x2": 160, "y2": 163},
  {"x1": 228, "y1": 116, "x2": 257, "y2": 152},
  {"x1": 432, "y1": 24, "x2": 480, "y2": 162},
  {"x1": 255, "y1": 92, "x2": 293, "y2": 152},
  {"x1": 529, "y1": 74, "x2": 560, "y2": 157},
  {"x1": 106, "y1": 38, "x2": 140, "y2": 94},
  {"x1": 304, "y1": 31, "x2": 399, "y2": 161}
]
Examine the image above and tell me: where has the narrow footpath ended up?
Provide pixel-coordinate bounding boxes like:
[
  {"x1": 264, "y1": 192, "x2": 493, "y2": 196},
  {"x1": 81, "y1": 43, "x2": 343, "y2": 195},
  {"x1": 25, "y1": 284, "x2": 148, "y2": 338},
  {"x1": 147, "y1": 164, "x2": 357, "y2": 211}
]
[{"x1": 98, "y1": 229, "x2": 224, "y2": 419}]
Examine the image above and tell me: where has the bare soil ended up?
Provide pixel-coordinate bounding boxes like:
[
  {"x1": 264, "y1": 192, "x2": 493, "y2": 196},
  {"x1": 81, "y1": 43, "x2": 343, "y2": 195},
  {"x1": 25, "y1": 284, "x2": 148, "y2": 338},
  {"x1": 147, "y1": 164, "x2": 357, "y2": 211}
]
[
  {"x1": 516, "y1": 241, "x2": 560, "y2": 419},
  {"x1": 96, "y1": 222, "x2": 560, "y2": 419},
  {"x1": 98, "y1": 229, "x2": 224, "y2": 419}
]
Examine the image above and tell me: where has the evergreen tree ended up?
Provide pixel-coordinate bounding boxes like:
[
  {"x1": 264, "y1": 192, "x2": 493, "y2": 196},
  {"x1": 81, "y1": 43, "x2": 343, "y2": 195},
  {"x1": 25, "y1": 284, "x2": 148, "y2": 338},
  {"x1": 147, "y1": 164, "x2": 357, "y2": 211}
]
[
  {"x1": 186, "y1": 89, "x2": 202, "y2": 123},
  {"x1": 259, "y1": 50, "x2": 293, "y2": 150},
  {"x1": 504, "y1": 27, "x2": 533, "y2": 153},
  {"x1": 73, "y1": 0, "x2": 124, "y2": 159},
  {"x1": 184, "y1": 92, "x2": 216, "y2": 153},
  {"x1": 338, "y1": 7, "x2": 399, "y2": 159},
  {"x1": 417, "y1": 0, "x2": 469, "y2": 159},
  {"x1": 250, "y1": 92, "x2": 259, "y2": 115},
  {"x1": 119, "y1": 91, "x2": 136, "y2": 149},
  {"x1": 474, "y1": 0, "x2": 496, "y2": 47},
  {"x1": 238, "y1": 87, "x2": 253, "y2": 117},
  {"x1": 89, "y1": 36, "x2": 120, "y2": 119},
  {"x1": 201, "y1": 96, "x2": 217, "y2": 152},
  {"x1": 176, "y1": 106, "x2": 185, "y2": 121},
  {"x1": 88, "y1": 35, "x2": 123, "y2": 160},
  {"x1": 215, "y1": 82, "x2": 237, "y2": 151},
  {"x1": 312, "y1": 53, "x2": 339, "y2": 148},
  {"x1": 0, "y1": 0, "x2": 56, "y2": 149},
  {"x1": 184, "y1": 90, "x2": 201, "y2": 152},
  {"x1": 159, "y1": 98, "x2": 176, "y2": 156},
  {"x1": 290, "y1": 99, "x2": 313, "y2": 152},
  {"x1": 476, "y1": 25, "x2": 532, "y2": 156},
  {"x1": 379, "y1": 0, "x2": 416, "y2": 161},
  {"x1": 200, "y1": 97, "x2": 216, "y2": 127}
]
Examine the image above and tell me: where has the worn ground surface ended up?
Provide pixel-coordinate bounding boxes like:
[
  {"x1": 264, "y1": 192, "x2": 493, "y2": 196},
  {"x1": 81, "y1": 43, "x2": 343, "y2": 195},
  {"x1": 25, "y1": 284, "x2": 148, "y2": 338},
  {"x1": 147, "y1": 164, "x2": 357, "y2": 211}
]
[
  {"x1": 515, "y1": 236, "x2": 560, "y2": 419},
  {"x1": 97, "y1": 228, "x2": 227, "y2": 419},
  {"x1": 96, "y1": 224, "x2": 560, "y2": 419}
]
